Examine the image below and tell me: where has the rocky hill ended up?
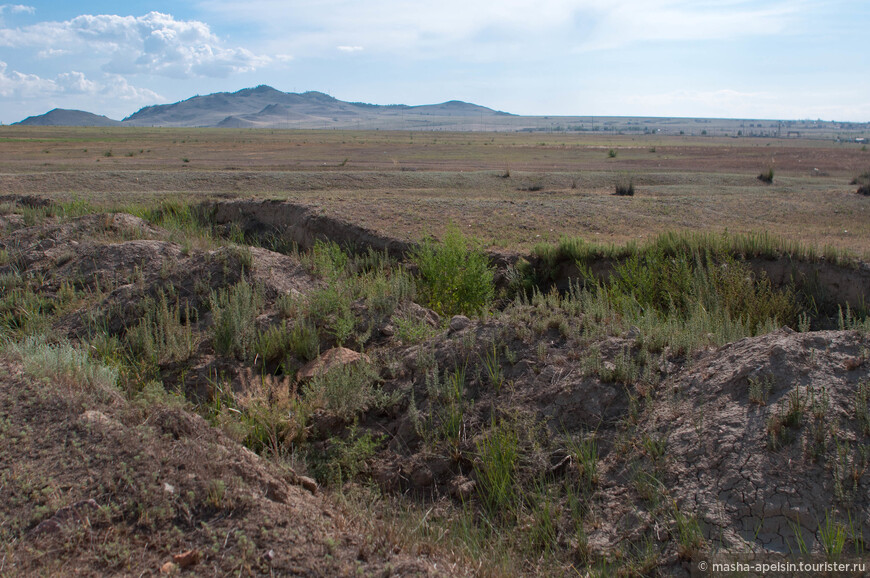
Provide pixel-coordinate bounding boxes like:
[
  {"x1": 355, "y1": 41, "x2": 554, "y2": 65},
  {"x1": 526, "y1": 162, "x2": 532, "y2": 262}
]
[{"x1": 13, "y1": 108, "x2": 122, "y2": 127}]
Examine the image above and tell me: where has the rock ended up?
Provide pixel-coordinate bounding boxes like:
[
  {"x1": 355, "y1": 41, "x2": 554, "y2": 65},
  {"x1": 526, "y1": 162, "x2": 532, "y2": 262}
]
[
  {"x1": 159, "y1": 561, "x2": 178, "y2": 574},
  {"x1": 172, "y1": 549, "x2": 201, "y2": 568},
  {"x1": 297, "y1": 475, "x2": 318, "y2": 494},
  {"x1": 297, "y1": 347, "x2": 371, "y2": 381},
  {"x1": 449, "y1": 315, "x2": 471, "y2": 332},
  {"x1": 380, "y1": 324, "x2": 395, "y2": 337},
  {"x1": 449, "y1": 476, "x2": 476, "y2": 500},
  {"x1": 79, "y1": 410, "x2": 121, "y2": 429},
  {"x1": 29, "y1": 499, "x2": 100, "y2": 538}
]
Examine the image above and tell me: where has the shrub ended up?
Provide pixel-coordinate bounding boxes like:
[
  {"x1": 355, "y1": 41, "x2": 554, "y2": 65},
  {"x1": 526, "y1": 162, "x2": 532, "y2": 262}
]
[
  {"x1": 757, "y1": 168, "x2": 774, "y2": 184},
  {"x1": 9, "y1": 335, "x2": 119, "y2": 397},
  {"x1": 614, "y1": 178, "x2": 635, "y2": 196},
  {"x1": 303, "y1": 361, "x2": 380, "y2": 421},
  {"x1": 474, "y1": 418, "x2": 519, "y2": 520},
  {"x1": 125, "y1": 291, "x2": 198, "y2": 366},
  {"x1": 253, "y1": 318, "x2": 320, "y2": 364},
  {"x1": 307, "y1": 285, "x2": 355, "y2": 345},
  {"x1": 411, "y1": 225, "x2": 494, "y2": 317},
  {"x1": 317, "y1": 425, "x2": 382, "y2": 485},
  {"x1": 209, "y1": 280, "x2": 263, "y2": 359}
]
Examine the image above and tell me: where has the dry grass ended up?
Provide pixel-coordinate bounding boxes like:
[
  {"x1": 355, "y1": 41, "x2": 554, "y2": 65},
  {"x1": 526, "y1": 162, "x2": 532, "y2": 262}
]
[{"x1": 2, "y1": 126, "x2": 869, "y2": 257}]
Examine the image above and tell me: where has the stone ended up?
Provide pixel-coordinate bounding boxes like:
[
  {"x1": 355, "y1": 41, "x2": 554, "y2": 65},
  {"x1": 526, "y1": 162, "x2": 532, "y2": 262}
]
[
  {"x1": 297, "y1": 347, "x2": 371, "y2": 381},
  {"x1": 449, "y1": 315, "x2": 471, "y2": 332}
]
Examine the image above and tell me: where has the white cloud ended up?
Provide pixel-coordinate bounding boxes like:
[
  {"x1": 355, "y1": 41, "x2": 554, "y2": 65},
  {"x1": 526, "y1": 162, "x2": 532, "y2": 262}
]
[
  {"x1": 337, "y1": 45, "x2": 363, "y2": 53},
  {"x1": 55, "y1": 71, "x2": 97, "y2": 94},
  {"x1": 37, "y1": 48, "x2": 67, "y2": 58},
  {"x1": 0, "y1": 11, "x2": 269, "y2": 78},
  {"x1": 0, "y1": 60, "x2": 160, "y2": 102},
  {"x1": 574, "y1": 0, "x2": 804, "y2": 52},
  {"x1": 0, "y1": 4, "x2": 34, "y2": 14},
  {"x1": 204, "y1": 0, "x2": 806, "y2": 58},
  {"x1": 0, "y1": 60, "x2": 53, "y2": 97}
]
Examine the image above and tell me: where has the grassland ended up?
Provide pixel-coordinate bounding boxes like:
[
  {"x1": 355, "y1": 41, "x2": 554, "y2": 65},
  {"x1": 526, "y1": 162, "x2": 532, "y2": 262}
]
[
  {"x1": 2, "y1": 126, "x2": 869, "y2": 576},
  {"x1": 1, "y1": 126, "x2": 869, "y2": 257}
]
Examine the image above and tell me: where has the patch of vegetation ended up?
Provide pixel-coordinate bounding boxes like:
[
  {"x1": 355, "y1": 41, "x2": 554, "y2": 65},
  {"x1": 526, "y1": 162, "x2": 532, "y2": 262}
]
[
  {"x1": 475, "y1": 417, "x2": 520, "y2": 521},
  {"x1": 7, "y1": 335, "x2": 119, "y2": 397},
  {"x1": 125, "y1": 291, "x2": 198, "y2": 367},
  {"x1": 757, "y1": 168, "x2": 775, "y2": 184},
  {"x1": 303, "y1": 361, "x2": 385, "y2": 422},
  {"x1": 411, "y1": 225, "x2": 494, "y2": 317},
  {"x1": 614, "y1": 176, "x2": 635, "y2": 196},
  {"x1": 533, "y1": 229, "x2": 858, "y2": 275},
  {"x1": 209, "y1": 280, "x2": 263, "y2": 359},
  {"x1": 315, "y1": 425, "x2": 382, "y2": 485}
]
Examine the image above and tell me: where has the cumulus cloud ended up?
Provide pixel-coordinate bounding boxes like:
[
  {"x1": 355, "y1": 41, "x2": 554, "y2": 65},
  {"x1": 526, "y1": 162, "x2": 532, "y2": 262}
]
[
  {"x1": 0, "y1": 60, "x2": 160, "y2": 101},
  {"x1": 0, "y1": 4, "x2": 34, "y2": 14},
  {"x1": 0, "y1": 11, "x2": 269, "y2": 78},
  {"x1": 337, "y1": 45, "x2": 363, "y2": 53},
  {"x1": 0, "y1": 60, "x2": 52, "y2": 97}
]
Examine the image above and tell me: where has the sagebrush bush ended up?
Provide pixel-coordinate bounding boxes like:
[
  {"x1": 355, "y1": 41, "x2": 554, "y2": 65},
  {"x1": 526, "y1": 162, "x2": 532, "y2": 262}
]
[
  {"x1": 411, "y1": 226, "x2": 494, "y2": 317},
  {"x1": 614, "y1": 178, "x2": 635, "y2": 196},
  {"x1": 253, "y1": 318, "x2": 320, "y2": 364},
  {"x1": 10, "y1": 335, "x2": 119, "y2": 396},
  {"x1": 210, "y1": 280, "x2": 263, "y2": 358},
  {"x1": 303, "y1": 361, "x2": 380, "y2": 421},
  {"x1": 126, "y1": 291, "x2": 197, "y2": 366}
]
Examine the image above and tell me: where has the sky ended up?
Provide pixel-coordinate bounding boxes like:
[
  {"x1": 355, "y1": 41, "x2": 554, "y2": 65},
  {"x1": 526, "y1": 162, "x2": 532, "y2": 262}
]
[{"x1": 1, "y1": 1, "x2": 868, "y2": 124}]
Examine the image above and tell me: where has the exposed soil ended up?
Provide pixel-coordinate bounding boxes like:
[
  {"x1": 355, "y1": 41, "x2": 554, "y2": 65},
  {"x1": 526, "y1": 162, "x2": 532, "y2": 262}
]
[{"x1": 2, "y1": 204, "x2": 868, "y2": 575}]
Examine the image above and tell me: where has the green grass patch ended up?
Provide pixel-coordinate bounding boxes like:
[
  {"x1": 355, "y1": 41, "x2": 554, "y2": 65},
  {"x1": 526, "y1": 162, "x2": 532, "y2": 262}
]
[{"x1": 411, "y1": 225, "x2": 494, "y2": 317}]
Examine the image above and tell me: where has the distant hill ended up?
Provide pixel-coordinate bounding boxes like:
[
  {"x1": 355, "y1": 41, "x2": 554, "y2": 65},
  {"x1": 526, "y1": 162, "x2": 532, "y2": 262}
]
[
  {"x1": 120, "y1": 85, "x2": 513, "y2": 129},
  {"x1": 13, "y1": 87, "x2": 870, "y2": 136},
  {"x1": 14, "y1": 108, "x2": 122, "y2": 127}
]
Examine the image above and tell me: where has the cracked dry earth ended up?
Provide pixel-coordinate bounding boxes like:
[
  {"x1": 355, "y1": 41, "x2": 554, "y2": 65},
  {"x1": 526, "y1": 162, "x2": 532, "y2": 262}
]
[{"x1": 627, "y1": 329, "x2": 870, "y2": 554}]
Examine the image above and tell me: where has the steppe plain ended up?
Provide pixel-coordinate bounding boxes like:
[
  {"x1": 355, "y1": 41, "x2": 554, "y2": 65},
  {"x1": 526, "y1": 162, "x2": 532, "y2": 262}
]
[{"x1": 1, "y1": 126, "x2": 869, "y2": 577}]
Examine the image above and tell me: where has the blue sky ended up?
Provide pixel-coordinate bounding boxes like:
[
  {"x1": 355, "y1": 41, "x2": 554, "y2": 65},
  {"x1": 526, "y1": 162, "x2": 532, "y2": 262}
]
[{"x1": 1, "y1": 1, "x2": 868, "y2": 124}]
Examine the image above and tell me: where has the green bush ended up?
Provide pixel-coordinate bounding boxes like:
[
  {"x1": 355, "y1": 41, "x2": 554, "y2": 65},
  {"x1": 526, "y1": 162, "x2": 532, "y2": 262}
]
[
  {"x1": 303, "y1": 361, "x2": 380, "y2": 421},
  {"x1": 125, "y1": 291, "x2": 197, "y2": 366},
  {"x1": 607, "y1": 247, "x2": 798, "y2": 334},
  {"x1": 253, "y1": 318, "x2": 320, "y2": 364},
  {"x1": 209, "y1": 280, "x2": 263, "y2": 358},
  {"x1": 614, "y1": 177, "x2": 635, "y2": 196},
  {"x1": 474, "y1": 418, "x2": 519, "y2": 520},
  {"x1": 9, "y1": 335, "x2": 119, "y2": 396},
  {"x1": 412, "y1": 226, "x2": 494, "y2": 317}
]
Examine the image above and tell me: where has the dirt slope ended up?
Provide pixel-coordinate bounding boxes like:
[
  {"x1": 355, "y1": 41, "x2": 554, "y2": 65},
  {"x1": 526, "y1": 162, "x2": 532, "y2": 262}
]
[{"x1": 0, "y1": 355, "x2": 448, "y2": 576}]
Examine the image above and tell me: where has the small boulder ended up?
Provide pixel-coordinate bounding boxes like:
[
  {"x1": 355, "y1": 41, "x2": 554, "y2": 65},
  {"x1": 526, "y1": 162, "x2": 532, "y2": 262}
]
[
  {"x1": 297, "y1": 347, "x2": 371, "y2": 381},
  {"x1": 449, "y1": 315, "x2": 471, "y2": 332},
  {"x1": 172, "y1": 550, "x2": 201, "y2": 568}
]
